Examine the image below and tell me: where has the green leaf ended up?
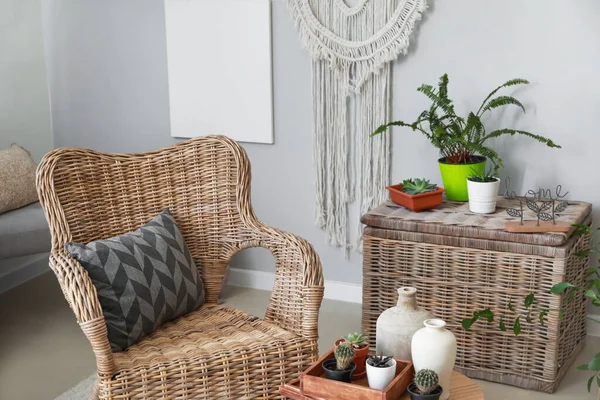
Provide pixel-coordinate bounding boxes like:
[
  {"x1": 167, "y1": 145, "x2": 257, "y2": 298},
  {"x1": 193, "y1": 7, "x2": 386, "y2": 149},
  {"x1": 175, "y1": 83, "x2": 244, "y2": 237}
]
[
  {"x1": 596, "y1": 375, "x2": 600, "y2": 389},
  {"x1": 508, "y1": 297, "x2": 515, "y2": 312},
  {"x1": 513, "y1": 317, "x2": 521, "y2": 336},
  {"x1": 586, "y1": 289, "x2": 599, "y2": 301},
  {"x1": 462, "y1": 316, "x2": 477, "y2": 330},
  {"x1": 538, "y1": 310, "x2": 548, "y2": 326},
  {"x1": 476, "y1": 78, "x2": 530, "y2": 115},
  {"x1": 578, "y1": 364, "x2": 590, "y2": 371},
  {"x1": 550, "y1": 282, "x2": 578, "y2": 294},
  {"x1": 589, "y1": 357, "x2": 600, "y2": 371},
  {"x1": 572, "y1": 223, "x2": 591, "y2": 236},
  {"x1": 499, "y1": 318, "x2": 507, "y2": 331},
  {"x1": 477, "y1": 308, "x2": 494, "y2": 322},
  {"x1": 481, "y1": 129, "x2": 561, "y2": 148},
  {"x1": 482, "y1": 95, "x2": 526, "y2": 114},
  {"x1": 588, "y1": 375, "x2": 595, "y2": 392},
  {"x1": 524, "y1": 293, "x2": 535, "y2": 308}
]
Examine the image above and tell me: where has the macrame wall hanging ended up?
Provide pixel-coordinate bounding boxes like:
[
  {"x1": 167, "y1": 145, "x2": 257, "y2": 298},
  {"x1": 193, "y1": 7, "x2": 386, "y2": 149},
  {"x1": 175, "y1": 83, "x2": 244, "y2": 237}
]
[{"x1": 287, "y1": 0, "x2": 428, "y2": 249}]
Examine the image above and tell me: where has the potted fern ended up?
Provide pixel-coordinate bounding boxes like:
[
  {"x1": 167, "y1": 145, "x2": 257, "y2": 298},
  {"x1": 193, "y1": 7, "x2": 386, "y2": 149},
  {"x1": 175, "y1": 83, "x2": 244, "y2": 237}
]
[
  {"x1": 371, "y1": 74, "x2": 561, "y2": 201},
  {"x1": 466, "y1": 168, "x2": 501, "y2": 213},
  {"x1": 387, "y1": 178, "x2": 445, "y2": 212}
]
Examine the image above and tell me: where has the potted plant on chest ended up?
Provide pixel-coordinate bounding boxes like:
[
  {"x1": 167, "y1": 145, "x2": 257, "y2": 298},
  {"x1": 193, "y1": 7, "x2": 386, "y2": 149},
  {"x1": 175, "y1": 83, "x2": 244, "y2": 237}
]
[
  {"x1": 371, "y1": 74, "x2": 560, "y2": 201},
  {"x1": 387, "y1": 178, "x2": 445, "y2": 212},
  {"x1": 334, "y1": 332, "x2": 369, "y2": 379},
  {"x1": 323, "y1": 342, "x2": 356, "y2": 383},
  {"x1": 466, "y1": 168, "x2": 501, "y2": 214},
  {"x1": 366, "y1": 355, "x2": 397, "y2": 390},
  {"x1": 407, "y1": 369, "x2": 443, "y2": 400}
]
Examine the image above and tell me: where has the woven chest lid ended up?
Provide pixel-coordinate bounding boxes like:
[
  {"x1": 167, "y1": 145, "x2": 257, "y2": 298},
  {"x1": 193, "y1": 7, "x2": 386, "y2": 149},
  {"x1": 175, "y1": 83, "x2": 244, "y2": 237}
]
[{"x1": 361, "y1": 197, "x2": 592, "y2": 250}]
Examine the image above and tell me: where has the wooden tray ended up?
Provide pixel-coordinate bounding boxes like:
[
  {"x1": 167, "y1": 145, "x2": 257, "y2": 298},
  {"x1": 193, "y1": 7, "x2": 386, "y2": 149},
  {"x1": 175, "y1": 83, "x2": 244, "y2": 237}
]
[{"x1": 300, "y1": 350, "x2": 414, "y2": 400}]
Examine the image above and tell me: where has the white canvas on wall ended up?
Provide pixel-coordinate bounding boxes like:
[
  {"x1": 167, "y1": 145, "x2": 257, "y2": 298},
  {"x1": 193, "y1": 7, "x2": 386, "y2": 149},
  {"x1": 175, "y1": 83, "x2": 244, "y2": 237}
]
[{"x1": 164, "y1": 0, "x2": 273, "y2": 144}]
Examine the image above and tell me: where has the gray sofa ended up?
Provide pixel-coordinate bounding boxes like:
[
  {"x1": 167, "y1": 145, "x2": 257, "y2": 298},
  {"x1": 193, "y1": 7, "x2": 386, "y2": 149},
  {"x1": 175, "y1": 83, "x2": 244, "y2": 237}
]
[{"x1": 0, "y1": 202, "x2": 51, "y2": 293}]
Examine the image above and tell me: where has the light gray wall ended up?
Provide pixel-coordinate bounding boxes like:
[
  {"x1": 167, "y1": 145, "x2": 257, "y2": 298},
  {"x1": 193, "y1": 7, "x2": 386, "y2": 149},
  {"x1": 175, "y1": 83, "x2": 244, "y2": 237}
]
[
  {"x1": 0, "y1": 0, "x2": 53, "y2": 162},
  {"x1": 43, "y1": 0, "x2": 600, "y2": 285}
]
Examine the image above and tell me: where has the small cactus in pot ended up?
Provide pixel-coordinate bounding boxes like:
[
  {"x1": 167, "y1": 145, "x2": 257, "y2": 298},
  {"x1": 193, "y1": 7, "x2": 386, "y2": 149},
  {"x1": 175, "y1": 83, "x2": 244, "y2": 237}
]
[
  {"x1": 415, "y1": 369, "x2": 439, "y2": 394},
  {"x1": 407, "y1": 369, "x2": 443, "y2": 400},
  {"x1": 335, "y1": 342, "x2": 355, "y2": 370},
  {"x1": 335, "y1": 332, "x2": 370, "y2": 379},
  {"x1": 322, "y1": 342, "x2": 356, "y2": 383}
]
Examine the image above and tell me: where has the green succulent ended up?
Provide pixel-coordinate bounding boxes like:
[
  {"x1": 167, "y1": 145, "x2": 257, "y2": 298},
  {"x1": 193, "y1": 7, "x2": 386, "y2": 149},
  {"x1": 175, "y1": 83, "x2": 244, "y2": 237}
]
[
  {"x1": 343, "y1": 332, "x2": 367, "y2": 347},
  {"x1": 415, "y1": 369, "x2": 439, "y2": 395},
  {"x1": 334, "y1": 342, "x2": 355, "y2": 371},
  {"x1": 401, "y1": 178, "x2": 438, "y2": 195}
]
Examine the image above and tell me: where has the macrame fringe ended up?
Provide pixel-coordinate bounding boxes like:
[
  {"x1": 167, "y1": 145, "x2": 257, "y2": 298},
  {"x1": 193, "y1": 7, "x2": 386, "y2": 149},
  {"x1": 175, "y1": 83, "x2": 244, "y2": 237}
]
[{"x1": 289, "y1": 0, "x2": 427, "y2": 251}]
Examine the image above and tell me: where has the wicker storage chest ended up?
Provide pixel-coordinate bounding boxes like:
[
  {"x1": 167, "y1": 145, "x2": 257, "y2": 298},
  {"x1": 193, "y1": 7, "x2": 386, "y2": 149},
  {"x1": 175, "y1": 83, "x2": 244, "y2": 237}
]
[{"x1": 361, "y1": 197, "x2": 592, "y2": 393}]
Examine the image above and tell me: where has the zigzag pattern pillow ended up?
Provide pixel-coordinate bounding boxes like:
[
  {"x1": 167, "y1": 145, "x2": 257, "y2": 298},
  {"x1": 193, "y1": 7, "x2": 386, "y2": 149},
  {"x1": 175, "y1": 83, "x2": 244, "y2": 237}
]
[{"x1": 65, "y1": 209, "x2": 205, "y2": 352}]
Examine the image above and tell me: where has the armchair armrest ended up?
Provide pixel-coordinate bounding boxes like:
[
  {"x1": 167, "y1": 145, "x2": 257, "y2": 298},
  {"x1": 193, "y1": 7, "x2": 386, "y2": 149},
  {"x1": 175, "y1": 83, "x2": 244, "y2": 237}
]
[
  {"x1": 49, "y1": 251, "x2": 115, "y2": 376},
  {"x1": 246, "y1": 224, "x2": 324, "y2": 341}
]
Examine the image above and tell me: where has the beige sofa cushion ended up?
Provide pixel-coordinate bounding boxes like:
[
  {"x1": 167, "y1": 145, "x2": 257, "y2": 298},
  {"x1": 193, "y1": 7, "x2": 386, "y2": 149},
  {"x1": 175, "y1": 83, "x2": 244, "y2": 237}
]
[{"x1": 0, "y1": 144, "x2": 38, "y2": 214}]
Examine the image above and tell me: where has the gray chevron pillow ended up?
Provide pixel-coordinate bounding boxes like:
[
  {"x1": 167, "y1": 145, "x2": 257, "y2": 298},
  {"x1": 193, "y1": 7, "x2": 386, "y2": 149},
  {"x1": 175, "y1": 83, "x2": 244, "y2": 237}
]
[{"x1": 65, "y1": 209, "x2": 205, "y2": 352}]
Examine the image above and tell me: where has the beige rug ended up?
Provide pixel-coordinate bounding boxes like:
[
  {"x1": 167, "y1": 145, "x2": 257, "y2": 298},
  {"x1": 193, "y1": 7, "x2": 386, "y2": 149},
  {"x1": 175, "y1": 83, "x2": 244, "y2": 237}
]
[{"x1": 55, "y1": 375, "x2": 95, "y2": 400}]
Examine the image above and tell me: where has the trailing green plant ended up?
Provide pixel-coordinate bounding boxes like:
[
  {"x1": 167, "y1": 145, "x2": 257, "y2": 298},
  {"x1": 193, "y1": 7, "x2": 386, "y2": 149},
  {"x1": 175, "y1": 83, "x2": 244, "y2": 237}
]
[
  {"x1": 467, "y1": 166, "x2": 498, "y2": 183},
  {"x1": 334, "y1": 342, "x2": 355, "y2": 371},
  {"x1": 401, "y1": 178, "x2": 438, "y2": 195},
  {"x1": 343, "y1": 332, "x2": 368, "y2": 348},
  {"x1": 367, "y1": 355, "x2": 393, "y2": 368},
  {"x1": 371, "y1": 74, "x2": 561, "y2": 174},
  {"x1": 463, "y1": 223, "x2": 600, "y2": 392},
  {"x1": 414, "y1": 369, "x2": 440, "y2": 395}
]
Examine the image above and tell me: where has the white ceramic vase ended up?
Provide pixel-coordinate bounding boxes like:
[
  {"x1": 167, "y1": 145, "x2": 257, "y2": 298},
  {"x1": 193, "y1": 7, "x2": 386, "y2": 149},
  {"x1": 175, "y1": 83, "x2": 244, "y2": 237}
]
[
  {"x1": 366, "y1": 358, "x2": 397, "y2": 391},
  {"x1": 411, "y1": 319, "x2": 457, "y2": 400},
  {"x1": 376, "y1": 287, "x2": 431, "y2": 360},
  {"x1": 467, "y1": 177, "x2": 500, "y2": 214}
]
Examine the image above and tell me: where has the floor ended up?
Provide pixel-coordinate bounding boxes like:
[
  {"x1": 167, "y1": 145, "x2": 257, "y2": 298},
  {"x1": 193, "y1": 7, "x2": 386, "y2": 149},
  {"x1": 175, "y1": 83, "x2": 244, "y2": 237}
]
[{"x1": 0, "y1": 272, "x2": 598, "y2": 400}]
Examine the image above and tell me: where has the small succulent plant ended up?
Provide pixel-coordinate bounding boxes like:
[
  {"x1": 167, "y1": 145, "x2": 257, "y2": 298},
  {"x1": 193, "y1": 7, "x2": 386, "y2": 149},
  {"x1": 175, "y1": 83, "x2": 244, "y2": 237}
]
[
  {"x1": 343, "y1": 332, "x2": 367, "y2": 348},
  {"x1": 415, "y1": 369, "x2": 439, "y2": 395},
  {"x1": 401, "y1": 178, "x2": 438, "y2": 195},
  {"x1": 367, "y1": 355, "x2": 393, "y2": 368},
  {"x1": 334, "y1": 342, "x2": 355, "y2": 371}
]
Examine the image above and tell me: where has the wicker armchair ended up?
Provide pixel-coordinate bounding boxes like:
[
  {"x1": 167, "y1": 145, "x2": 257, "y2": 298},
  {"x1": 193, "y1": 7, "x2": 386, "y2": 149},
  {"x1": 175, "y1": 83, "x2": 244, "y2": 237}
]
[{"x1": 36, "y1": 135, "x2": 324, "y2": 399}]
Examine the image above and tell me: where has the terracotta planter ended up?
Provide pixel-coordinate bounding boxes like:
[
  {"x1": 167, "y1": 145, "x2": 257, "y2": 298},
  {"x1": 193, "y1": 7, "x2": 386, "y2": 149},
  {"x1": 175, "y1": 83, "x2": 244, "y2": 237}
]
[
  {"x1": 335, "y1": 339, "x2": 370, "y2": 379},
  {"x1": 386, "y1": 184, "x2": 445, "y2": 212}
]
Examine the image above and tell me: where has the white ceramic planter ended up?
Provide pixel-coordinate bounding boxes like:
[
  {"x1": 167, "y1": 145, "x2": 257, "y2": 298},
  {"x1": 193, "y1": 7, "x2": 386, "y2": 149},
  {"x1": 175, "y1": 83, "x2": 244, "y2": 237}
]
[
  {"x1": 366, "y1": 358, "x2": 397, "y2": 391},
  {"x1": 376, "y1": 287, "x2": 430, "y2": 360},
  {"x1": 467, "y1": 177, "x2": 500, "y2": 214},
  {"x1": 411, "y1": 319, "x2": 457, "y2": 400}
]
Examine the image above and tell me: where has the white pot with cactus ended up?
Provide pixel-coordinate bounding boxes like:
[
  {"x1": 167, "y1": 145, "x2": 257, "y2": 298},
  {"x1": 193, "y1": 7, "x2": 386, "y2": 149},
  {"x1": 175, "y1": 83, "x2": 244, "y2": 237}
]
[
  {"x1": 467, "y1": 168, "x2": 500, "y2": 214},
  {"x1": 366, "y1": 355, "x2": 397, "y2": 390}
]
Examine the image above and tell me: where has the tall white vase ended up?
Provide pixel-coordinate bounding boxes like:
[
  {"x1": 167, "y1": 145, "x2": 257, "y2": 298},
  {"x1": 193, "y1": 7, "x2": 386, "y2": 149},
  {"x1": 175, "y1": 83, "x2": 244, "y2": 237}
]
[
  {"x1": 411, "y1": 319, "x2": 457, "y2": 400},
  {"x1": 376, "y1": 287, "x2": 431, "y2": 360}
]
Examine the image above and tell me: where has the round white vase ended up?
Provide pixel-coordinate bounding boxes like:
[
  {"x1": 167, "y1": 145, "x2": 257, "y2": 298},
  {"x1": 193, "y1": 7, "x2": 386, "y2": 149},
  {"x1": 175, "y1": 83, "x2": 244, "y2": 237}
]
[
  {"x1": 376, "y1": 287, "x2": 431, "y2": 360},
  {"x1": 411, "y1": 319, "x2": 457, "y2": 400},
  {"x1": 467, "y1": 178, "x2": 501, "y2": 214}
]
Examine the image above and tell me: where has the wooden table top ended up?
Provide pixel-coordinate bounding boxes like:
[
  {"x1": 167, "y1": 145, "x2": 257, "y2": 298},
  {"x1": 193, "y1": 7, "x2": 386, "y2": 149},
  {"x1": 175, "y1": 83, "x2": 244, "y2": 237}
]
[{"x1": 280, "y1": 370, "x2": 484, "y2": 400}]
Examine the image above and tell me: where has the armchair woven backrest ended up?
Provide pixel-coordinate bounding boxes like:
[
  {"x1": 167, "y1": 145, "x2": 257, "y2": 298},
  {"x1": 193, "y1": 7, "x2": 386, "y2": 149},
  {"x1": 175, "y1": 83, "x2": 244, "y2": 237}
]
[{"x1": 37, "y1": 135, "x2": 258, "y2": 304}]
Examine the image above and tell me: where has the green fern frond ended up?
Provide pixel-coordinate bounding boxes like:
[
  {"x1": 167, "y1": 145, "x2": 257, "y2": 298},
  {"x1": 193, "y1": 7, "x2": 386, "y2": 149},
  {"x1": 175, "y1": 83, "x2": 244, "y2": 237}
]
[
  {"x1": 482, "y1": 129, "x2": 562, "y2": 148},
  {"x1": 482, "y1": 96, "x2": 526, "y2": 114},
  {"x1": 477, "y1": 78, "x2": 530, "y2": 115},
  {"x1": 418, "y1": 84, "x2": 455, "y2": 116},
  {"x1": 438, "y1": 73, "x2": 449, "y2": 99}
]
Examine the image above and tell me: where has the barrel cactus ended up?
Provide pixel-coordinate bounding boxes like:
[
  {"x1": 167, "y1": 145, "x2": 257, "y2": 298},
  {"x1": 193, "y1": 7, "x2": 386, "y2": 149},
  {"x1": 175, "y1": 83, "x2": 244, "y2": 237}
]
[
  {"x1": 415, "y1": 369, "x2": 439, "y2": 394},
  {"x1": 334, "y1": 342, "x2": 355, "y2": 370}
]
